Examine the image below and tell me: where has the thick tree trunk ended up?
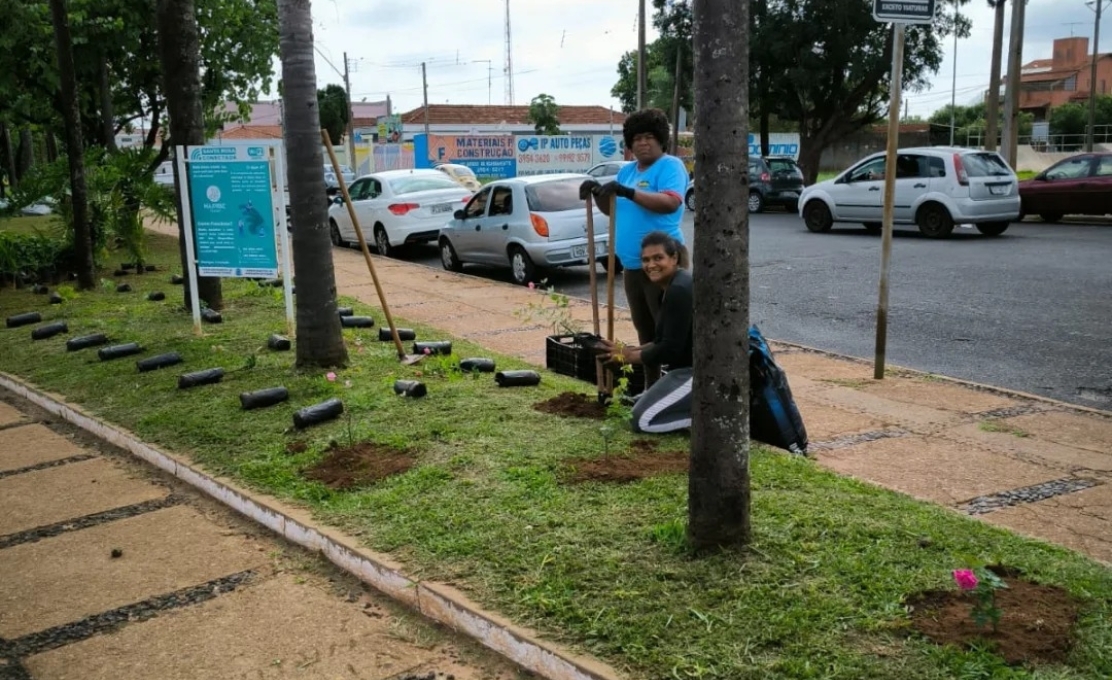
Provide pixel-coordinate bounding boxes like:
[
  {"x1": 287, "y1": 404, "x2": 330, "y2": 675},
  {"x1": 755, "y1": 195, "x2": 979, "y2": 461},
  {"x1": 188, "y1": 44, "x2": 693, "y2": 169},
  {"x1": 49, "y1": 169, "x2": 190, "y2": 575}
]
[
  {"x1": 277, "y1": 0, "x2": 348, "y2": 368},
  {"x1": 798, "y1": 132, "x2": 825, "y2": 185},
  {"x1": 984, "y1": 0, "x2": 1006, "y2": 152},
  {"x1": 156, "y1": 0, "x2": 222, "y2": 310},
  {"x1": 688, "y1": 0, "x2": 751, "y2": 551},
  {"x1": 49, "y1": 0, "x2": 96, "y2": 290},
  {"x1": 0, "y1": 123, "x2": 16, "y2": 191},
  {"x1": 101, "y1": 53, "x2": 117, "y2": 152},
  {"x1": 16, "y1": 127, "x2": 33, "y2": 180}
]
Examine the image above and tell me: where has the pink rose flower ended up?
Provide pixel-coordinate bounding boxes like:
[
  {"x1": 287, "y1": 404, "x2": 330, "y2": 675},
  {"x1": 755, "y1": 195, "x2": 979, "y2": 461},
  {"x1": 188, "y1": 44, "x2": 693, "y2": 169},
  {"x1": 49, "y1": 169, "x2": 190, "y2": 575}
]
[
  {"x1": 952, "y1": 568, "x2": 978, "y2": 591},
  {"x1": 326, "y1": 372, "x2": 337, "y2": 382}
]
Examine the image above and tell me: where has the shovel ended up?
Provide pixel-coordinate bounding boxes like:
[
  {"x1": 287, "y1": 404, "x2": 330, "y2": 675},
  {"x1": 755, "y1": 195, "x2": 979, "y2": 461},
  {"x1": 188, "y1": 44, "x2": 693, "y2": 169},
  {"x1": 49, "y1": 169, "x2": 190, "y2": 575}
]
[{"x1": 321, "y1": 130, "x2": 424, "y2": 365}]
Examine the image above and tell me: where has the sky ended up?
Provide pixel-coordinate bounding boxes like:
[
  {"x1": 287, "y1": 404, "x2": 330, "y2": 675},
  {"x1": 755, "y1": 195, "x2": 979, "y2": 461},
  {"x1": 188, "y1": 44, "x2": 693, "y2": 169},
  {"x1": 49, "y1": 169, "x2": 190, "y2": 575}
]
[{"x1": 301, "y1": 0, "x2": 1111, "y2": 119}]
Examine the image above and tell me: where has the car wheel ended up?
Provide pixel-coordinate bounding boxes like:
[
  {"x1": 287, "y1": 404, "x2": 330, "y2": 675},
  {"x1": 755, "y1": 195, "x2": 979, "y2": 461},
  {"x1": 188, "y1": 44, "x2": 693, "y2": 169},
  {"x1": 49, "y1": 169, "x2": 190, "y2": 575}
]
[
  {"x1": 1039, "y1": 213, "x2": 1063, "y2": 223},
  {"x1": 440, "y1": 238, "x2": 463, "y2": 272},
  {"x1": 374, "y1": 224, "x2": 393, "y2": 258},
  {"x1": 863, "y1": 222, "x2": 882, "y2": 233},
  {"x1": 802, "y1": 200, "x2": 833, "y2": 233},
  {"x1": 748, "y1": 191, "x2": 765, "y2": 214},
  {"x1": 916, "y1": 203, "x2": 955, "y2": 238},
  {"x1": 329, "y1": 220, "x2": 346, "y2": 247},
  {"x1": 601, "y1": 256, "x2": 623, "y2": 275},
  {"x1": 685, "y1": 189, "x2": 695, "y2": 211},
  {"x1": 509, "y1": 245, "x2": 538, "y2": 286},
  {"x1": 976, "y1": 222, "x2": 1009, "y2": 236}
]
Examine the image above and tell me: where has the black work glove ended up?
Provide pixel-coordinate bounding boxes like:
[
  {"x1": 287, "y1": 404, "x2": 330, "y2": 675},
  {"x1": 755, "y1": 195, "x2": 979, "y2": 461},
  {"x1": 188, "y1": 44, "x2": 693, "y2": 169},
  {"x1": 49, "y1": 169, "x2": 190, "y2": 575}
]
[
  {"x1": 579, "y1": 179, "x2": 601, "y2": 200},
  {"x1": 596, "y1": 181, "x2": 635, "y2": 203}
]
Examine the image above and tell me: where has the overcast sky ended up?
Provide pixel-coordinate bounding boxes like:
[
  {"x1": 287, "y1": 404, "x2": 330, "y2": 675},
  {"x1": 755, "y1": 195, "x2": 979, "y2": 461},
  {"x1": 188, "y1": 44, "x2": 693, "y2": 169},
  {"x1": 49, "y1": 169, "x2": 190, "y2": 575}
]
[{"x1": 302, "y1": 0, "x2": 1110, "y2": 119}]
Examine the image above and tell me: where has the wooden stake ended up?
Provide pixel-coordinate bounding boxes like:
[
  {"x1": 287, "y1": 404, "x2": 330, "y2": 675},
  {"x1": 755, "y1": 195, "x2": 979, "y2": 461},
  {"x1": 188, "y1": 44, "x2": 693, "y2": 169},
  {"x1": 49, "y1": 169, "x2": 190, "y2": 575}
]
[
  {"x1": 605, "y1": 194, "x2": 617, "y2": 342},
  {"x1": 584, "y1": 195, "x2": 600, "y2": 337}
]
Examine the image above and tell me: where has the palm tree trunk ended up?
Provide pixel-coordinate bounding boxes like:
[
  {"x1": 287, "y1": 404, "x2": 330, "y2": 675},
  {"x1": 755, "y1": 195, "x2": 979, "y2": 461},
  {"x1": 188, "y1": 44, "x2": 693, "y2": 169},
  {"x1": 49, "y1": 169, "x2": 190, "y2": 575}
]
[
  {"x1": 48, "y1": 0, "x2": 96, "y2": 290},
  {"x1": 1, "y1": 123, "x2": 17, "y2": 191},
  {"x1": 277, "y1": 0, "x2": 348, "y2": 368},
  {"x1": 688, "y1": 0, "x2": 751, "y2": 551},
  {"x1": 984, "y1": 0, "x2": 1006, "y2": 151},
  {"x1": 156, "y1": 0, "x2": 222, "y2": 310}
]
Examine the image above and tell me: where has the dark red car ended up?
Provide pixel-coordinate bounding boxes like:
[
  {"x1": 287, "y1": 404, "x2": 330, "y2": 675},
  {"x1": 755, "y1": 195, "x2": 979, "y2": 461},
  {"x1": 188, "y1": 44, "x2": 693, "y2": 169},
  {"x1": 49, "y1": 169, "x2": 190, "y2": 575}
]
[{"x1": 1019, "y1": 152, "x2": 1112, "y2": 222}]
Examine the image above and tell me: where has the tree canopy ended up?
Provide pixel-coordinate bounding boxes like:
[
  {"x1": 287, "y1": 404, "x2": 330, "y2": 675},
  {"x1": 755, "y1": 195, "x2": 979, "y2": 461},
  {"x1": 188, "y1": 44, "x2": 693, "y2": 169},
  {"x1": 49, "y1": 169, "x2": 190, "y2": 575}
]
[
  {"x1": 317, "y1": 84, "x2": 350, "y2": 145},
  {"x1": 527, "y1": 93, "x2": 561, "y2": 135}
]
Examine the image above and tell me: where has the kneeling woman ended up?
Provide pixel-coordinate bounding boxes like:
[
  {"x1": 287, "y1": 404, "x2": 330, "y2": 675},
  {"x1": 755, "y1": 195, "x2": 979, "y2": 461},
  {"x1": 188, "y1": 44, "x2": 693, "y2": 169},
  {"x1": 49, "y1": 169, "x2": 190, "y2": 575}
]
[{"x1": 599, "y1": 231, "x2": 693, "y2": 433}]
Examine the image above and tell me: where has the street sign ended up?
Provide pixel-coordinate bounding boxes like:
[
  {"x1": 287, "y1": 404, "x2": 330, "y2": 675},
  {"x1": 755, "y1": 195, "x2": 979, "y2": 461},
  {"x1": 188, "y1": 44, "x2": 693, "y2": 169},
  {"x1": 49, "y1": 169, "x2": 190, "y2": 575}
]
[{"x1": 873, "y1": 0, "x2": 936, "y2": 24}]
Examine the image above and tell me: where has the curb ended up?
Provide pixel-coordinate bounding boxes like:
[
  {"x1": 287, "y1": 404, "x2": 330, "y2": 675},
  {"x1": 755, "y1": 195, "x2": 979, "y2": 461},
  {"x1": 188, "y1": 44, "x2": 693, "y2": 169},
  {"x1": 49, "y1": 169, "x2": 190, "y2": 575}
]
[
  {"x1": 767, "y1": 339, "x2": 1112, "y2": 420},
  {"x1": 0, "y1": 371, "x2": 624, "y2": 680}
]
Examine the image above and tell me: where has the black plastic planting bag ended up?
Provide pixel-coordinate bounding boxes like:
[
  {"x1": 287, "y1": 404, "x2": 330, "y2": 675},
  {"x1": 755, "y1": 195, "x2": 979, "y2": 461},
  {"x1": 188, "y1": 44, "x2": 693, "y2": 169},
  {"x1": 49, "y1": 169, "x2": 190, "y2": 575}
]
[{"x1": 748, "y1": 325, "x2": 808, "y2": 456}]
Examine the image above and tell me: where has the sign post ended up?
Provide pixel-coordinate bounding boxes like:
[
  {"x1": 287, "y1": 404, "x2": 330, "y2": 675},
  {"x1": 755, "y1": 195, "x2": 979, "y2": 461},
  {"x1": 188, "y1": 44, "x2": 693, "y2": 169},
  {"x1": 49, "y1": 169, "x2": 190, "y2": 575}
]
[
  {"x1": 872, "y1": 0, "x2": 935, "y2": 380},
  {"x1": 175, "y1": 142, "x2": 288, "y2": 335}
]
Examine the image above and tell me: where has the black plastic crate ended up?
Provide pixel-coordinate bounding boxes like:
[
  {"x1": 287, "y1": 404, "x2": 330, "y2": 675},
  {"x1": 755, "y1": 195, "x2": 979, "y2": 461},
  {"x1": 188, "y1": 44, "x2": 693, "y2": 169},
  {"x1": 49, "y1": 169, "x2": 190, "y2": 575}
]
[{"x1": 545, "y1": 334, "x2": 644, "y2": 395}]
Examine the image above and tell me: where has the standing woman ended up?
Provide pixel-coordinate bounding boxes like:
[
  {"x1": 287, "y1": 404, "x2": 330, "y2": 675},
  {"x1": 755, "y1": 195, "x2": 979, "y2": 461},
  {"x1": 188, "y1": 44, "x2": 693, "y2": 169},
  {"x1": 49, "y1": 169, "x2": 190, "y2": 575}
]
[{"x1": 598, "y1": 231, "x2": 693, "y2": 434}]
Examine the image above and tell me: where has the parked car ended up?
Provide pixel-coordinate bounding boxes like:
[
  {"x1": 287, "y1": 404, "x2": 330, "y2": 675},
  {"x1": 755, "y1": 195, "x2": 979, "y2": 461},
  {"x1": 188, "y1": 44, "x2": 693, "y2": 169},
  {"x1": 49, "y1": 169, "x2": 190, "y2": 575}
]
[
  {"x1": 585, "y1": 160, "x2": 630, "y2": 185},
  {"x1": 798, "y1": 147, "x2": 1020, "y2": 238},
  {"x1": 1019, "y1": 152, "x2": 1112, "y2": 223},
  {"x1": 434, "y1": 163, "x2": 483, "y2": 192},
  {"x1": 327, "y1": 169, "x2": 473, "y2": 257},
  {"x1": 324, "y1": 164, "x2": 355, "y2": 195},
  {"x1": 684, "y1": 156, "x2": 804, "y2": 213},
  {"x1": 438, "y1": 174, "x2": 612, "y2": 286}
]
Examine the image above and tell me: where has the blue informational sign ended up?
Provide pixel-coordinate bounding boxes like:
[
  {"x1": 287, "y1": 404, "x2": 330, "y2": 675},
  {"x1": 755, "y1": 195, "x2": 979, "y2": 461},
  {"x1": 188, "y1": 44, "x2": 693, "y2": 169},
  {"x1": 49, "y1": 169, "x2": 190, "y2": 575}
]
[{"x1": 186, "y1": 146, "x2": 278, "y2": 278}]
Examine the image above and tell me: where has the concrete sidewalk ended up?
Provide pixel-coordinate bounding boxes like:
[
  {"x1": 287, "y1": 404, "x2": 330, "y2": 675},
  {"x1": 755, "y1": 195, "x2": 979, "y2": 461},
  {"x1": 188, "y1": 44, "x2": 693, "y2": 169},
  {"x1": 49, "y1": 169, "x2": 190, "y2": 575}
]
[{"x1": 149, "y1": 221, "x2": 1112, "y2": 566}]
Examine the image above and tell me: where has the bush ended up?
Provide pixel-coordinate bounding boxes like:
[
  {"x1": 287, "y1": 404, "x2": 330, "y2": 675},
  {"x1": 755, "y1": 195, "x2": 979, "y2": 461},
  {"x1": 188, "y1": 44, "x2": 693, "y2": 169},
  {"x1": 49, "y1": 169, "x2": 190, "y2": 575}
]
[{"x1": 0, "y1": 229, "x2": 70, "y2": 287}]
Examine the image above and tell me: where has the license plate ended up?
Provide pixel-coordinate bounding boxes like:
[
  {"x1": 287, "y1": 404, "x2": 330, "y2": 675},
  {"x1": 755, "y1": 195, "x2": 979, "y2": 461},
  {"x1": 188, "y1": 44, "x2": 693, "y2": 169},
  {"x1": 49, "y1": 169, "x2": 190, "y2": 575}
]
[
  {"x1": 431, "y1": 203, "x2": 453, "y2": 214},
  {"x1": 572, "y1": 243, "x2": 608, "y2": 260},
  {"x1": 989, "y1": 185, "x2": 1010, "y2": 196}
]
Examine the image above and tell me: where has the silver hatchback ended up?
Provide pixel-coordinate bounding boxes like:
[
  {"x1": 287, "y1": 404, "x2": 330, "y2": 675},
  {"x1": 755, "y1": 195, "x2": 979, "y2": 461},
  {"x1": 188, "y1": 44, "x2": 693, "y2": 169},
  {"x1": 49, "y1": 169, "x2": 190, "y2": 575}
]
[{"x1": 438, "y1": 174, "x2": 611, "y2": 286}]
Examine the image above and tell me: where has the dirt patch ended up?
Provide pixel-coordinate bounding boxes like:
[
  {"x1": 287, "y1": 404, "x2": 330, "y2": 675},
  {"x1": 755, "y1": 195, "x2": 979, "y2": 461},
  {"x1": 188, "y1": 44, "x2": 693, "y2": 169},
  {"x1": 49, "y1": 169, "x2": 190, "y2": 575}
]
[
  {"x1": 563, "y1": 439, "x2": 688, "y2": 484},
  {"x1": 907, "y1": 567, "x2": 1081, "y2": 665},
  {"x1": 285, "y1": 440, "x2": 308, "y2": 454},
  {"x1": 534, "y1": 392, "x2": 606, "y2": 419},
  {"x1": 303, "y1": 442, "x2": 415, "y2": 490}
]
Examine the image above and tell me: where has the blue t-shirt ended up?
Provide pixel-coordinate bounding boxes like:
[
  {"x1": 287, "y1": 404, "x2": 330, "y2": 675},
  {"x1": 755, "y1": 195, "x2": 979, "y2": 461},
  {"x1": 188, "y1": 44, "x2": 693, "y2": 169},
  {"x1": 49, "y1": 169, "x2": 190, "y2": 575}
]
[{"x1": 613, "y1": 154, "x2": 688, "y2": 269}]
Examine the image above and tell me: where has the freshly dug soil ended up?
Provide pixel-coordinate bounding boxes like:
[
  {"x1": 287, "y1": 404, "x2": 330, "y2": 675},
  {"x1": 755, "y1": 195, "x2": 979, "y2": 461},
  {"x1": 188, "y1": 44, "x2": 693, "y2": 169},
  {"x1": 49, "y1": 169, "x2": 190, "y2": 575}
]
[
  {"x1": 907, "y1": 567, "x2": 1081, "y2": 666},
  {"x1": 303, "y1": 442, "x2": 415, "y2": 490},
  {"x1": 533, "y1": 392, "x2": 606, "y2": 419},
  {"x1": 564, "y1": 440, "x2": 688, "y2": 484}
]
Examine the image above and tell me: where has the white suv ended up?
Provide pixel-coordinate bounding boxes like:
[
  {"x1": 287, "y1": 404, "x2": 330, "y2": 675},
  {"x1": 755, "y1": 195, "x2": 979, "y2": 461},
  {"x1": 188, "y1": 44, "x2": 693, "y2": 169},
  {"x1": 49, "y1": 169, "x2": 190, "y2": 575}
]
[{"x1": 798, "y1": 147, "x2": 1020, "y2": 238}]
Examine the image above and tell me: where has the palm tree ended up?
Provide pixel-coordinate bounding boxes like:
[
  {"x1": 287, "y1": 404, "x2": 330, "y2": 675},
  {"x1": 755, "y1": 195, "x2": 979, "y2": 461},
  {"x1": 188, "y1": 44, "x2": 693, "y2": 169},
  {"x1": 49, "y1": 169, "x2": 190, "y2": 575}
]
[
  {"x1": 156, "y1": 0, "x2": 222, "y2": 309},
  {"x1": 984, "y1": 0, "x2": 1007, "y2": 151},
  {"x1": 688, "y1": 0, "x2": 752, "y2": 550},
  {"x1": 276, "y1": 0, "x2": 348, "y2": 368},
  {"x1": 48, "y1": 0, "x2": 96, "y2": 289}
]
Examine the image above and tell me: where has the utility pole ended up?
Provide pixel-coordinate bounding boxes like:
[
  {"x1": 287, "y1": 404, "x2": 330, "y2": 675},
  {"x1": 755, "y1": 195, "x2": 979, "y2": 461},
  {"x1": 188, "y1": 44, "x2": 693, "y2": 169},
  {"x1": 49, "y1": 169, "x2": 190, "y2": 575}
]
[
  {"x1": 503, "y1": 0, "x2": 515, "y2": 105},
  {"x1": 343, "y1": 51, "x2": 357, "y2": 172},
  {"x1": 985, "y1": 0, "x2": 1006, "y2": 151},
  {"x1": 472, "y1": 60, "x2": 493, "y2": 105},
  {"x1": 1086, "y1": 0, "x2": 1107, "y2": 152},
  {"x1": 386, "y1": 94, "x2": 392, "y2": 117},
  {"x1": 421, "y1": 61, "x2": 430, "y2": 138},
  {"x1": 950, "y1": 14, "x2": 959, "y2": 146},
  {"x1": 1001, "y1": 0, "x2": 1026, "y2": 168},
  {"x1": 637, "y1": 0, "x2": 647, "y2": 110}
]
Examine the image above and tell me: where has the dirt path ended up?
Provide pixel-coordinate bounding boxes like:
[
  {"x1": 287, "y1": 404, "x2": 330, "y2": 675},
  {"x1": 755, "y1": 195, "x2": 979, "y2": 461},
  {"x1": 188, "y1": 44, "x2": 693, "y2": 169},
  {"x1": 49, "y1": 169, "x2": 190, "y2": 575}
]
[{"x1": 0, "y1": 390, "x2": 528, "y2": 680}]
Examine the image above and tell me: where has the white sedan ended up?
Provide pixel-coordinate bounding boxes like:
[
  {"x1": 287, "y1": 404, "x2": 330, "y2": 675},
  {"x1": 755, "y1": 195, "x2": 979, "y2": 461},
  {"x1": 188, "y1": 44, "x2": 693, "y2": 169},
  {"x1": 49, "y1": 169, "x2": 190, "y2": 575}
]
[{"x1": 328, "y1": 169, "x2": 474, "y2": 257}]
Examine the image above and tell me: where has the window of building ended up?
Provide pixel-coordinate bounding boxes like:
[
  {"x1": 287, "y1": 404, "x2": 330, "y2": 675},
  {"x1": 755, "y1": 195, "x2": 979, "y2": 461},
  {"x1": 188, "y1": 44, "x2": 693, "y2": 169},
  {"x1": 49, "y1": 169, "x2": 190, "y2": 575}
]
[{"x1": 1063, "y1": 75, "x2": 1078, "y2": 91}]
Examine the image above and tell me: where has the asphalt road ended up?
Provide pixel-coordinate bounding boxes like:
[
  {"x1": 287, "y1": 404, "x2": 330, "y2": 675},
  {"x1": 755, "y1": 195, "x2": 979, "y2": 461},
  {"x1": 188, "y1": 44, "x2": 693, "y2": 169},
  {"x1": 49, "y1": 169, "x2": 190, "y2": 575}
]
[{"x1": 402, "y1": 211, "x2": 1112, "y2": 409}]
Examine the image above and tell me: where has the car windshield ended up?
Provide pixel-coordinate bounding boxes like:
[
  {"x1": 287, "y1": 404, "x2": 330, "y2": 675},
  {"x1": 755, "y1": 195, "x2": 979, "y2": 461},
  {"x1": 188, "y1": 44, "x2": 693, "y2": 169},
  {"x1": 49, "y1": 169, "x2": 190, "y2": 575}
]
[
  {"x1": 388, "y1": 175, "x2": 462, "y2": 194},
  {"x1": 961, "y1": 153, "x2": 1012, "y2": 178},
  {"x1": 525, "y1": 179, "x2": 584, "y2": 212},
  {"x1": 448, "y1": 165, "x2": 476, "y2": 178},
  {"x1": 767, "y1": 158, "x2": 803, "y2": 177}
]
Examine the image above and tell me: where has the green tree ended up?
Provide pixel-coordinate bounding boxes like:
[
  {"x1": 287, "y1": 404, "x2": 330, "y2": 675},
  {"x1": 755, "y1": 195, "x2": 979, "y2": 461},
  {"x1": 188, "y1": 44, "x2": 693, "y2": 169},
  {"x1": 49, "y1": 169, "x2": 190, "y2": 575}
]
[
  {"x1": 1050, "y1": 103, "x2": 1089, "y2": 138},
  {"x1": 277, "y1": 0, "x2": 348, "y2": 368},
  {"x1": 317, "y1": 83, "x2": 349, "y2": 145},
  {"x1": 688, "y1": 0, "x2": 751, "y2": 550},
  {"x1": 527, "y1": 93, "x2": 561, "y2": 135},
  {"x1": 48, "y1": 0, "x2": 95, "y2": 289},
  {"x1": 158, "y1": 0, "x2": 222, "y2": 309}
]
